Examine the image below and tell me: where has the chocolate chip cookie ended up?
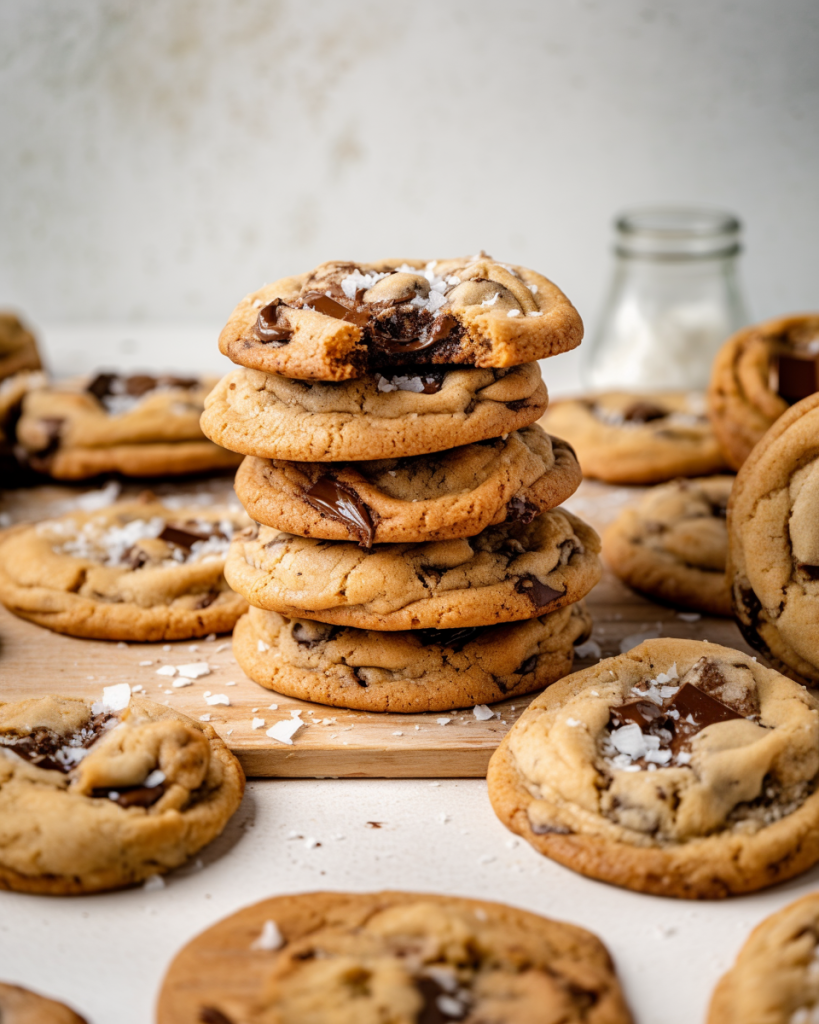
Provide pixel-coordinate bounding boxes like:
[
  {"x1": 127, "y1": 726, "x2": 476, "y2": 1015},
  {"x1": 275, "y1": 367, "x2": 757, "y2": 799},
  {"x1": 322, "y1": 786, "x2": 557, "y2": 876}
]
[
  {"x1": 729, "y1": 391, "x2": 819, "y2": 684},
  {"x1": 541, "y1": 391, "x2": 727, "y2": 484},
  {"x1": 0, "y1": 312, "x2": 42, "y2": 381},
  {"x1": 0, "y1": 691, "x2": 245, "y2": 894},
  {"x1": 0, "y1": 982, "x2": 87, "y2": 1024},
  {"x1": 201, "y1": 363, "x2": 548, "y2": 462},
  {"x1": 219, "y1": 256, "x2": 583, "y2": 381},
  {"x1": 16, "y1": 372, "x2": 241, "y2": 479},
  {"x1": 232, "y1": 600, "x2": 591, "y2": 712},
  {"x1": 488, "y1": 638, "x2": 819, "y2": 898},
  {"x1": 708, "y1": 313, "x2": 819, "y2": 470},
  {"x1": 157, "y1": 890, "x2": 634, "y2": 1024},
  {"x1": 234, "y1": 427, "x2": 581, "y2": 546},
  {"x1": 225, "y1": 508, "x2": 601, "y2": 631},
  {"x1": 707, "y1": 892, "x2": 819, "y2": 1024},
  {"x1": 0, "y1": 499, "x2": 248, "y2": 641},
  {"x1": 603, "y1": 476, "x2": 733, "y2": 616}
]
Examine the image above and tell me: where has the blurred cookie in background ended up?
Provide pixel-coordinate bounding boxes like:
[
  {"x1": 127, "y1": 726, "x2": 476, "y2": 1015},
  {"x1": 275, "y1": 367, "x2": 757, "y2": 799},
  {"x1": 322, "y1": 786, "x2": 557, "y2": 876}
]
[
  {"x1": 729, "y1": 391, "x2": 819, "y2": 685},
  {"x1": 0, "y1": 369, "x2": 48, "y2": 488},
  {"x1": 603, "y1": 476, "x2": 733, "y2": 617},
  {"x1": 540, "y1": 391, "x2": 728, "y2": 484},
  {"x1": 0, "y1": 981, "x2": 87, "y2": 1023},
  {"x1": 16, "y1": 371, "x2": 241, "y2": 479},
  {"x1": 0, "y1": 312, "x2": 42, "y2": 380},
  {"x1": 708, "y1": 312, "x2": 819, "y2": 470}
]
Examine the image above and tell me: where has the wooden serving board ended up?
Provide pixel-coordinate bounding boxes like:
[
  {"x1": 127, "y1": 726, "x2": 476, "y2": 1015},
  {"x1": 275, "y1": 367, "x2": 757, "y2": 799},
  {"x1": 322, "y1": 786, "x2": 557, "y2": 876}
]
[{"x1": 0, "y1": 477, "x2": 754, "y2": 778}]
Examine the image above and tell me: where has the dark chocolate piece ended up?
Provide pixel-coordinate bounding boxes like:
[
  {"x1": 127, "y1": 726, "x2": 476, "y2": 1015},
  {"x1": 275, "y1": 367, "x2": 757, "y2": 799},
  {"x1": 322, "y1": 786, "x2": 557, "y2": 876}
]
[
  {"x1": 192, "y1": 591, "x2": 219, "y2": 609},
  {"x1": 375, "y1": 369, "x2": 447, "y2": 394},
  {"x1": 770, "y1": 350, "x2": 819, "y2": 404},
  {"x1": 518, "y1": 655, "x2": 538, "y2": 675},
  {"x1": 91, "y1": 781, "x2": 167, "y2": 809},
  {"x1": 609, "y1": 700, "x2": 665, "y2": 731},
  {"x1": 199, "y1": 1009, "x2": 235, "y2": 1024},
  {"x1": 158, "y1": 524, "x2": 216, "y2": 550},
  {"x1": 86, "y1": 372, "x2": 118, "y2": 401},
  {"x1": 415, "y1": 625, "x2": 484, "y2": 651},
  {"x1": 0, "y1": 715, "x2": 111, "y2": 774},
  {"x1": 800, "y1": 565, "x2": 819, "y2": 580},
  {"x1": 255, "y1": 299, "x2": 293, "y2": 344},
  {"x1": 622, "y1": 401, "x2": 668, "y2": 423},
  {"x1": 305, "y1": 477, "x2": 374, "y2": 548},
  {"x1": 515, "y1": 574, "x2": 563, "y2": 609},
  {"x1": 504, "y1": 496, "x2": 539, "y2": 526},
  {"x1": 416, "y1": 976, "x2": 467, "y2": 1023},
  {"x1": 531, "y1": 821, "x2": 574, "y2": 835},
  {"x1": 665, "y1": 683, "x2": 743, "y2": 754},
  {"x1": 302, "y1": 291, "x2": 370, "y2": 327},
  {"x1": 86, "y1": 373, "x2": 198, "y2": 402}
]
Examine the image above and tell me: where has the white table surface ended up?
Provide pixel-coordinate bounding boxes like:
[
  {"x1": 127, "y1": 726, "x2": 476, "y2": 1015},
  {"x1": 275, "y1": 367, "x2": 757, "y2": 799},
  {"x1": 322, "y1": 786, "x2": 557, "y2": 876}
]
[{"x1": 2, "y1": 324, "x2": 815, "y2": 1023}]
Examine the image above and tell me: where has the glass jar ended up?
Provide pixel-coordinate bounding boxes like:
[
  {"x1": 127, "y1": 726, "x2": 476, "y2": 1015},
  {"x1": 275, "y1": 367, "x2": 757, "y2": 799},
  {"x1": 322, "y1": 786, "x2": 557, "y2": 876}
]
[{"x1": 583, "y1": 207, "x2": 751, "y2": 391}]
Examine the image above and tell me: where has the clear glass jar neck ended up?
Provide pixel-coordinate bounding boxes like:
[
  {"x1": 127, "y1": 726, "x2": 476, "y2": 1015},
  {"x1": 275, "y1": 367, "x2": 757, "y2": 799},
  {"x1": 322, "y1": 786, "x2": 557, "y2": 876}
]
[{"x1": 615, "y1": 207, "x2": 741, "y2": 261}]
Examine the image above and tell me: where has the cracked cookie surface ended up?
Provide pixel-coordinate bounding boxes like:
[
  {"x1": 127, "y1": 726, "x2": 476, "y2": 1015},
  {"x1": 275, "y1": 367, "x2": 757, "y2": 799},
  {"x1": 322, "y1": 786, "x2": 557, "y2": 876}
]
[
  {"x1": 708, "y1": 313, "x2": 819, "y2": 470},
  {"x1": 488, "y1": 638, "x2": 819, "y2": 898},
  {"x1": 234, "y1": 426, "x2": 581, "y2": 545},
  {"x1": 200, "y1": 363, "x2": 548, "y2": 462},
  {"x1": 0, "y1": 691, "x2": 244, "y2": 894},
  {"x1": 603, "y1": 476, "x2": 734, "y2": 617},
  {"x1": 232, "y1": 601, "x2": 591, "y2": 712},
  {"x1": 708, "y1": 892, "x2": 819, "y2": 1024},
  {"x1": 225, "y1": 508, "x2": 601, "y2": 631},
  {"x1": 16, "y1": 372, "x2": 241, "y2": 479},
  {"x1": 729, "y1": 391, "x2": 819, "y2": 685},
  {"x1": 219, "y1": 256, "x2": 582, "y2": 381},
  {"x1": 0, "y1": 982, "x2": 88, "y2": 1024},
  {"x1": 0, "y1": 498, "x2": 248, "y2": 641},
  {"x1": 540, "y1": 391, "x2": 727, "y2": 484},
  {"x1": 158, "y1": 890, "x2": 633, "y2": 1024}
]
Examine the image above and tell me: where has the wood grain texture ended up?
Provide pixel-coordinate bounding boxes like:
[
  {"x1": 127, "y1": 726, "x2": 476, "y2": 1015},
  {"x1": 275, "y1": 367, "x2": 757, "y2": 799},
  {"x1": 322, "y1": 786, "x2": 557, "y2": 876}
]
[{"x1": 0, "y1": 477, "x2": 754, "y2": 778}]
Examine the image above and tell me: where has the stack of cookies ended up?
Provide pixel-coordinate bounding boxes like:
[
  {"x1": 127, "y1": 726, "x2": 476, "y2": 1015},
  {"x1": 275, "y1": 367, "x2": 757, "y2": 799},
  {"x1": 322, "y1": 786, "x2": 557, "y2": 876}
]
[{"x1": 201, "y1": 256, "x2": 603, "y2": 712}]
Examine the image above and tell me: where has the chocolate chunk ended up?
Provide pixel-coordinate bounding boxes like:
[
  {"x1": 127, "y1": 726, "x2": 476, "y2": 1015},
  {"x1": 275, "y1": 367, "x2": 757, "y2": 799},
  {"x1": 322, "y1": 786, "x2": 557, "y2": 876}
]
[
  {"x1": 305, "y1": 477, "x2": 374, "y2": 548},
  {"x1": 292, "y1": 622, "x2": 339, "y2": 647},
  {"x1": 665, "y1": 683, "x2": 743, "y2": 754},
  {"x1": 610, "y1": 700, "x2": 665, "y2": 731},
  {"x1": 255, "y1": 298, "x2": 293, "y2": 344},
  {"x1": 158, "y1": 524, "x2": 216, "y2": 550},
  {"x1": 428, "y1": 313, "x2": 459, "y2": 343},
  {"x1": 302, "y1": 291, "x2": 370, "y2": 327},
  {"x1": 123, "y1": 546, "x2": 149, "y2": 570},
  {"x1": 622, "y1": 401, "x2": 668, "y2": 423},
  {"x1": 518, "y1": 655, "x2": 538, "y2": 675},
  {"x1": 515, "y1": 574, "x2": 563, "y2": 609},
  {"x1": 531, "y1": 821, "x2": 574, "y2": 835},
  {"x1": 375, "y1": 369, "x2": 447, "y2": 394},
  {"x1": 800, "y1": 565, "x2": 819, "y2": 580},
  {"x1": 91, "y1": 781, "x2": 167, "y2": 809},
  {"x1": 199, "y1": 1009, "x2": 235, "y2": 1024},
  {"x1": 0, "y1": 714, "x2": 111, "y2": 774},
  {"x1": 505, "y1": 399, "x2": 531, "y2": 412},
  {"x1": 770, "y1": 350, "x2": 819, "y2": 403},
  {"x1": 415, "y1": 626, "x2": 484, "y2": 651},
  {"x1": 416, "y1": 976, "x2": 467, "y2": 1022},
  {"x1": 193, "y1": 591, "x2": 219, "y2": 609},
  {"x1": 86, "y1": 372, "x2": 118, "y2": 400}
]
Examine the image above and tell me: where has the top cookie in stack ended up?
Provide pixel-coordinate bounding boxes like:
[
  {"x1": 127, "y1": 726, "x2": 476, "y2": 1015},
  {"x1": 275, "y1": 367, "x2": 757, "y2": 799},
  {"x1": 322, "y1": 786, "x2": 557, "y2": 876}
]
[{"x1": 202, "y1": 256, "x2": 602, "y2": 713}]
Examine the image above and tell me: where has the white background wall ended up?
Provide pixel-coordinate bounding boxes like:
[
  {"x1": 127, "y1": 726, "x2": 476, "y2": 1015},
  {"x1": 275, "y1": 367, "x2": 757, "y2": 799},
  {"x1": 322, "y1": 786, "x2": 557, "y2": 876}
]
[{"x1": 1, "y1": 0, "x2": 817, "y2": 379}]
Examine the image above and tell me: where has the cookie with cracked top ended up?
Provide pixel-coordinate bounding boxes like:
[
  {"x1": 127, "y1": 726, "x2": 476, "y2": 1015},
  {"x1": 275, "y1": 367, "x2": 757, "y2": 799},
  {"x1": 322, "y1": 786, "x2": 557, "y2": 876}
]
[
  {"x1": 728, "y1": 391, "x2": 819, "y2": 685},
  {"x1": 0, "y1": 312, "x2": 42, "y2": 381},
  {"x1": 540, "y1": 391, "x2": 728, "y2": 484},
  {"x1": 232, "y1": 600, "x2": 592, "y2": 712},
  {"x1": 0, "y1": 982, "x2": 88, "y2": 1024},
  {"x1": 234, "y1": 426, "x2": 581, "y2": 546},
  {"x1": 157, "y1": 890, "x2": 633, "y2": 1024},
  {"x1": 225, "y1": 507, "x2": 601, "y2": 631},
  {"x1": 219, "y1": 256, "x2": 583, "y2": 381},
  {"x1": 707, "y1": 892, "x2": 819, "y2": 1024},
  {"x1": 708, "y1": 312, "x2": 819, "y2": 470},
  {"x1": 488, "y1": 637, "x2": 819, "y2": 898},
  {"x1": 603, "y1": 475, "x2": 734, "y2": 617},
  {"x1": 0, "y1": 498, "x2": 248, "y2": 641},
  {"x1": 0, "y1": 693, "x2": 244, "y2": 894},
  {"x1": 201, "y1": 363, "x2": 548, "y2": 462},
  {"x1": 16, "y1": 371, "x2": 241, "y2": 480}
]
